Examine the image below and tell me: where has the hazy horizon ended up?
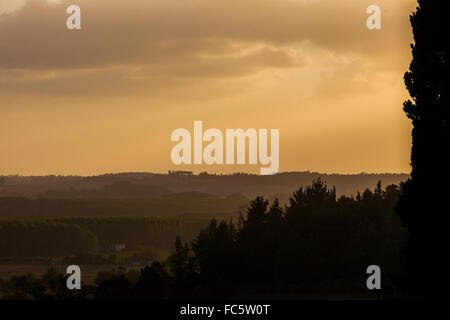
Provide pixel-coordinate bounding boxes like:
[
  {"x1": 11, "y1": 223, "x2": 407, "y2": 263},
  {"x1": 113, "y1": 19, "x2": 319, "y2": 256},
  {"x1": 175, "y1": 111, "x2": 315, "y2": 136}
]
[{"x1": 0, "y1": 169, "x2": 410, "y2": 177}]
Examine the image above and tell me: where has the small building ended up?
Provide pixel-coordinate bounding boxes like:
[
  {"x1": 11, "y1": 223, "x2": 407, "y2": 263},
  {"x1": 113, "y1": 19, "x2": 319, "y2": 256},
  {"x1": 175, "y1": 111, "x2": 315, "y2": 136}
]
[{"x1": 114, "y1": 243, "x2": 126, "y2": 252}]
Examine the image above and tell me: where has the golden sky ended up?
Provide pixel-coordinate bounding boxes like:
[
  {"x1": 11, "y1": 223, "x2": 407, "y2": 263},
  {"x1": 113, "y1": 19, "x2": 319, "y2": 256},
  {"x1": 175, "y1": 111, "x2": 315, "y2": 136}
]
[{"x1": 0, "y1": 0, "x2": 417, "y2": 175}]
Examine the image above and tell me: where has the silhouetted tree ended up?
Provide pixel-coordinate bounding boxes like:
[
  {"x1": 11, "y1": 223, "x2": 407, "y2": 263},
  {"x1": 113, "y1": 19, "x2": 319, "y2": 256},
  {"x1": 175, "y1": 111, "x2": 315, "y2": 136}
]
[
  {"x1": 167, "y1": 236, "x2": 194, "y2": 297},
  {"x1": 132, "y1": 262, "x2": 169, "y2": 299},
  {"x1": 191, "y1": 219, "x2": 236, "y2": 296},
  {"x1": 396, "y1": 0, "x2": 449, "y2": 298},
  {"x1": 40, "y1": 268, "x2": 74, "y2": 300}
]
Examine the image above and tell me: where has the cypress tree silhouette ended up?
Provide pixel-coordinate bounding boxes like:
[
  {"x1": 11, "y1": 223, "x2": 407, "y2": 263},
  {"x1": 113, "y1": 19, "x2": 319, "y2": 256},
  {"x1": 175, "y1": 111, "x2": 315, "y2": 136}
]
[{"x1": 396, "y1": 0, "x2": 449, "y2": 298}]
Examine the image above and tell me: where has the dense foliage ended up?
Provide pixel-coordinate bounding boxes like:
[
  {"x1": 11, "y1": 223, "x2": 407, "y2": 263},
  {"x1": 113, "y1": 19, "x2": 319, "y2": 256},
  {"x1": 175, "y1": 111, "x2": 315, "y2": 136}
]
[
  {"x1": 0, "y1": 217, "x2": 211, "y2": 257},
  {"x1": 182, "y1": 179, "x2": 406, "y2": 297},
  {"x1": 0, "y1": 220, "x2": 98, "y2": 257}
]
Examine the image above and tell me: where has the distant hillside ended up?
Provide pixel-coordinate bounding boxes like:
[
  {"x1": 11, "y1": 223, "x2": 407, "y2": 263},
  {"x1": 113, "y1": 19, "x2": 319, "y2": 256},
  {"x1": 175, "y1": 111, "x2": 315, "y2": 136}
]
[{"x1": 0, "y1": 171, "x2": 409, "y2": 200}]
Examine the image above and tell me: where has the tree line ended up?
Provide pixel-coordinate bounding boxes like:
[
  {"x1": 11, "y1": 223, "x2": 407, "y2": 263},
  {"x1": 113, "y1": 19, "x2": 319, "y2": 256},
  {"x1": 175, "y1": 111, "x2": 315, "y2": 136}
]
[{"x1": 0, "y1": 217, "x2": 211, "y2": 258}]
